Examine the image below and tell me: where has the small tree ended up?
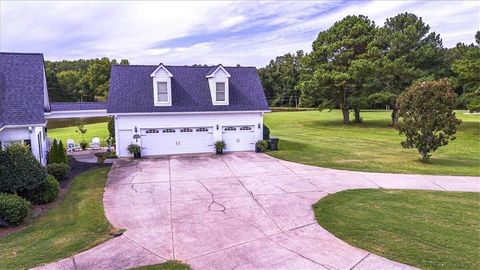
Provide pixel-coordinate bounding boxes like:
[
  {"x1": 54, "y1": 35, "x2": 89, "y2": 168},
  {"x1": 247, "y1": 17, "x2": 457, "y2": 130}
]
[
  {"x1": 57, "y1": 140, "x2": 68, "y2": 164},
  {"x1": 48, "y1": 139, "x2": 59, "y2": 164},
  {"x1": 75, "y1": 122, "x2": 88, "y2": 143},
  {"x1": 397, "y1": 79, "x2": 462, "y2": 162}
]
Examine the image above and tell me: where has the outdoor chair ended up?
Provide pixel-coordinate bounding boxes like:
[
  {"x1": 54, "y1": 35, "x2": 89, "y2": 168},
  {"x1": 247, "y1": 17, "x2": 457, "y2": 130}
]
[
  {"x1": 66, "y1": 139, "x2": 78, "y2": 152},
  {"x1": 90, "y1": 137, "x2": 101, "y2": 150}
]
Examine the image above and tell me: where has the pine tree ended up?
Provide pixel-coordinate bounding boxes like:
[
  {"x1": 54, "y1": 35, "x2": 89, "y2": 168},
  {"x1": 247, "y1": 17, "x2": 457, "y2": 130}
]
[
  {"x1": 57, "y1": 140, "x2": 68, "y2": 164},
  {"x1": 48, "y1": 139, "x2": 58, "y2": 164}
]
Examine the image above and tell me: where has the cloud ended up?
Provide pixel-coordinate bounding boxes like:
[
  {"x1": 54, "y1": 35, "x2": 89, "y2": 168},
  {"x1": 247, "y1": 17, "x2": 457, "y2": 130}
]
[{"x1": 1, "y1": 1, "x2": 478, "y2": 66}]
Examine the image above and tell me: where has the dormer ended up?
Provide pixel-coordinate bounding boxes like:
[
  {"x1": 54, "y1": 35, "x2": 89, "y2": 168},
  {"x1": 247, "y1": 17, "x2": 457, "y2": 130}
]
[
  {"x1": 151, "y1": 63, "x2": 173, "y2": 106},
  {"x1": 206, "y1": 64, "x2": 231, "y2": 106}
]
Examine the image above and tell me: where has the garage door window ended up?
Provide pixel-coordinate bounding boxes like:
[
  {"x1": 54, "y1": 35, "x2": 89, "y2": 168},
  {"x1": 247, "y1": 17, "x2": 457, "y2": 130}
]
[
  {"x1": 240, "y1": 126, "x2": 252, "y2": 130},
  {"x1": 196, "y1": 128, "x2": 209, "y2": 132},
  {"x1": 224, "y1": 126, "x2": 236, "y2": 131},
  {"x1": 146, "y1": 129, "x2": 159, "y2": 133},
  {"x1": 163, "y1": 128, "x2": 176, "y2": 133},
  {"x1": 180, "y1": 128, "x2": 193, "y2": 133}
]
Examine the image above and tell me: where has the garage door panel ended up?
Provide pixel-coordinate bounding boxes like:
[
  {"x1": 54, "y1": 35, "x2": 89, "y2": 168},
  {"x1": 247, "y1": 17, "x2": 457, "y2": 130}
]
[
  {"x1": 223, "y1": 125, "x2": 255, "y2": 152},
  {"x1": 141, "y1": 127, "x2": 213, "y2": 156}
]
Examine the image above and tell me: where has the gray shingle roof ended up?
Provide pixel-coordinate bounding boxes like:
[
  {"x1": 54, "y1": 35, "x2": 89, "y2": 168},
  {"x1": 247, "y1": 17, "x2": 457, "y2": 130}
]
[
  {"x1": 0, "y1": 52, "x2": 46, "y2": 127},
  {"x1": 50, "y1": 102, "x2": 107, "y2": 111},
  {"x1": 107, "y1": 65, "x2": 269, "y2": 113}
]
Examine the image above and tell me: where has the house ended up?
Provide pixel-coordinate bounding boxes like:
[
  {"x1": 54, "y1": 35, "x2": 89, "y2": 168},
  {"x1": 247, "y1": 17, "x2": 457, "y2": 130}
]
[
  {"x1": 108, "y1": 64, "x2": 270, "y2": 157},
  {"x1": 0, "y1": 53, "x2": 50, "y2": 165}
]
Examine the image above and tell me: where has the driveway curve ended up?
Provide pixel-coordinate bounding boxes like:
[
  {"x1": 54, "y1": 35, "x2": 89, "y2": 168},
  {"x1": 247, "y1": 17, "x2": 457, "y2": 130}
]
[{"x1": 35, "y1": 152, "x2": 479, "y2": 270}]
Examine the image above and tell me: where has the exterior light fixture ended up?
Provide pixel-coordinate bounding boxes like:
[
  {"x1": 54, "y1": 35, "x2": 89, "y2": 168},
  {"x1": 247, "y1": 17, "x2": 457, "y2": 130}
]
[
  {"x1": 134, "y1": 126, "x2": 138, "y2": 133},
  {"x1": 258, "y1": 123, "x2": 261, "y2": 129},
  {"x1": 216, "y1": 124, "x2": 219, "y2": 130},
  {"x1": 28, "y1": 127, "x2": 32, "y2": 133}
]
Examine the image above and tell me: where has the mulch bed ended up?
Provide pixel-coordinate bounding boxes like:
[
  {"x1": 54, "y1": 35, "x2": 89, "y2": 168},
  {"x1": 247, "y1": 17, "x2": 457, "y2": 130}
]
[{"x1": 0, "y1": 158, "x2": 112, "y2": 238}]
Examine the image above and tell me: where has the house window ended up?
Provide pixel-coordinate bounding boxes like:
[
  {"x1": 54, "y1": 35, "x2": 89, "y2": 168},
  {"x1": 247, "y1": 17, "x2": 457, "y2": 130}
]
[
  {"x1": 180, "y1": 128, "x2": 193, "y2": 133},
  {"x1": 162, "y1": 128, "x2": 176, "y2": 133},
  {"x1": 157, "y1": 82, "x2": 168, "y2": 102},
  {"x1": 240, "y1": 126, "x2": 252, "y2": 131},
  {"x1": 224, "y1": 126, "x2": 236, "y2": 131},
  {"x1": 146, "y1": 129, "x2": 159, "y2": 133},
  {"x1": 216, "y1": 82, "x2": 226, "y2": 102},
  {"x1": 196, "y1": 127, "x2": 208, "y2": 132}
]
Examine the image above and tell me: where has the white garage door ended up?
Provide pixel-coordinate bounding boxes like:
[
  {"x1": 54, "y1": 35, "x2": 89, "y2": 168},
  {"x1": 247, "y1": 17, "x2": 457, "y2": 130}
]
[
  {"x1": 141, "y1": 127, "x2": 214, "y2": 155},
  {"x1": 222, "y1": 125, "x2": 255, "y2": 152}
]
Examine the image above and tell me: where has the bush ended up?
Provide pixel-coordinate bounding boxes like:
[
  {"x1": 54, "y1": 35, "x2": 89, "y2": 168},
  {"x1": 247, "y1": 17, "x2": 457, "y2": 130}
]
[
  {"x1": 397, "y1": 79, "x2": 462, "y2": 162},
  {"x1": 0, "y1": 144, "x2": 47, "y2": 194},
  {"x1": 48, "y1": 139, "x2": 67, "y2": 164},
  {"x1": 127, "y1": 144, "x2": 141, "y2": 154},
  {"x1": 46, "y1": 163, "x2": 71, "y2": 181},
  {"x1": 57, "y1": 140, "x2": 68, "y2": 164},
  {"x1": 263, "y1": 124, "x2": 270, "y2": 140},
  {"x1": 0, "y1": 193, "x2": 31, "y2": 226},
  {"x1": 255, "y1": 140, "x2": 269, "y2": 152},
  {"x1": 18, "y1": 175, "x2": 59, "y2": 205},
  {"x1": 108, "y1": 117, "x2": 115, "y2": 139}
]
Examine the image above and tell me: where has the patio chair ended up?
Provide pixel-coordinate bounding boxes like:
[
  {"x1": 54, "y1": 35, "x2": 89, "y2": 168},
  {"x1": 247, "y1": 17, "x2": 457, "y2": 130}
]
[
  {"x1": 66, "y1": 139, "x2": 78, "y2": 152},
  {"x1": 90, "y1": 137, "x2": 101, "y2": 150}
]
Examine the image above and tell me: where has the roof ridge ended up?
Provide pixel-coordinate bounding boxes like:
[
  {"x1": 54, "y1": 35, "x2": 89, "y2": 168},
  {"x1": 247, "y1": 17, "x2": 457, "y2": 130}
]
[
  {"x1": 113, "y1": 64, "x2": 258, "y2": 68},
  {"x1": 0, "y1": 52, "x2": 44, "y2": 56}
]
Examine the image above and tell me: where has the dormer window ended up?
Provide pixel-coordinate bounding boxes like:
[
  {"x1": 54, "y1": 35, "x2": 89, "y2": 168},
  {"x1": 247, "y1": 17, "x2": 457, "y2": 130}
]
[
  {"x1": 206, "y1": 64, "x2": 231, "y2": 106},
  {"x1": 216, "y1": 82, "x2": 226, "y2": 102},
  {"x1": 151, "y1": 63, "x2": 173, "y2": 106},
  {"x1": 157, "y1": 82, "x2": 168, "y2": 102}
]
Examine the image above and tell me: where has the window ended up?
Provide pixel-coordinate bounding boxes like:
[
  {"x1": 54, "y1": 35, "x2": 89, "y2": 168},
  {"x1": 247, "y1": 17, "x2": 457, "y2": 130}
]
[
  {"x1": 196, "y1": 127, "x2": 209, "y2": 132},
  {"x1": 224, "y1": 126, "x2": 236, "y2": 131},
  {"x1": 157, "y1": 82, "x2": 168, "y2": 102},
  {"x1": 240, "y1": 126, "x2": 252, "y2": 131},
  {"x1": 180, "y1": 128, "x2": 193, "y2": 133},
  {"x1": 146, "y1": 129, "x2": 159, "y2": 133},
  {"x1": 216, "y1": 82, "x2": 226, "y2": 102},
  {"x1": 162, "y1": 128, "x2": 176, "y2": 133}
]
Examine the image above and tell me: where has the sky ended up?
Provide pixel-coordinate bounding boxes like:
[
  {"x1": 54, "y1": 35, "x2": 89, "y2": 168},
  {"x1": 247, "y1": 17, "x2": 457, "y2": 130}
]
[{"x1": 0, "y1": 1, "x2": 479, "y2": 67}]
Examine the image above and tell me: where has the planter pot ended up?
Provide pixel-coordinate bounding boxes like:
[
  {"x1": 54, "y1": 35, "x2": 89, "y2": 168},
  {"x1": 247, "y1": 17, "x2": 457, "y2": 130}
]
[
  {"x1": 216, "y1": 148, "x2": 223, "y2": 155},
  {"x1": 133, "y1": 152, "x2": 141, "y2": 159},
  {"x1": 255, "y1": 147, "x2": 264, "y2": 153},
  {"x1": 269, "y1": 137, "x2": 279, "y2": 151}
]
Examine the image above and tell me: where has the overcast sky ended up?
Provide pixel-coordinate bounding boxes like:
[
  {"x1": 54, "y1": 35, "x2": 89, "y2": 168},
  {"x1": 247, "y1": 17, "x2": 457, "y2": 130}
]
[{"x1": 1, "y1": 1, "x2": 479, "y2": 67}]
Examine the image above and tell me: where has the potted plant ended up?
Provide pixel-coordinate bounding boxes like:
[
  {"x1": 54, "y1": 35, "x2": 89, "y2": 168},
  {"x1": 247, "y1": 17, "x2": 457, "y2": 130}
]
[
  {"x1": 127, "y1": 143, "x2": 141, "y2": 159},
  {"x1": 255, "y1": 140, "x2": 268, "y2": 153},
  {"x1": 214, "y1": 141, "x2": 226, "y2": 155},
  {"x1": 79, "y1": 140, "x2": 88, "y2": 150}
]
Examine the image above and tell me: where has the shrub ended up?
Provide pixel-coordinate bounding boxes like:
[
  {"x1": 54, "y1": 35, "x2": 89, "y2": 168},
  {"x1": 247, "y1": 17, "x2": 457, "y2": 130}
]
[
  {"x1": 108, "y1": 117, "x2": 115, "y2": 139},
  {"x1": 48, "y1": 139, "x2": 59, "y2": 164},
  {"x1": 0, "y1": 144, "x2": 47, "y2": 194},
  {"x1": 18, "y1": 175, "x2": 59, "y2": 205},
  {"x1": 263, "y1": 124, "x2": 270, "y2": 140},
  {"x1": 46, "y1": 163, "x2": 71, "y2": 181},
  {"x1": 127, "y1": 144, "x2": 141, "y2": 154},
  {"x1": 255, "y1": 140, "x2": 269, "y2": 152},
  {"x1": 57, "y1": 140, "x2": 68, "y2": 164},
  {"x1": 0, "y1": 193, "x2": 31, "y2": 226},
  {"x1": 397, "y1": 79, "x2": 462, "y2": 162}
]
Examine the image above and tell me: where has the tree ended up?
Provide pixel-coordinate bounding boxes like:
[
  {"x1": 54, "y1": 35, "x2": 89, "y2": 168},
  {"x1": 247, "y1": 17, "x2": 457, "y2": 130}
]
[
  {"x1": 84, "y1": 57, "x2": 113, "y2": 101},
  {"x1": 297, "y1": 15, "x2": 377, "y2": 124},
  {"x1": 56, "y1": 70, "x2": 83, "y2": 101},
  {"x1": 397, "y1": 79, "x2": 461, "y2": 162},
  {"x1": 369, "y1": 12, "x2": 446, "y2": 125},
  {"x1": 75, "y1": 123, "x2": 88, "y2": 144},
  {"x1": 57, "y1": 140, "x2": 68, "y2": 164},
  {"x1": 258, "y1": 51, "x2": 304, "y2": 107},
  {"x1": 48, "y1": 139, "x2": 59, "y2": 164}
]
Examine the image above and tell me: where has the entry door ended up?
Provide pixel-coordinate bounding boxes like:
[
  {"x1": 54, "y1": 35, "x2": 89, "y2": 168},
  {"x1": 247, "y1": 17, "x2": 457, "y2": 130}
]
[{"x1": 222, "y1": 125, "x2": 255, "y2": 152}]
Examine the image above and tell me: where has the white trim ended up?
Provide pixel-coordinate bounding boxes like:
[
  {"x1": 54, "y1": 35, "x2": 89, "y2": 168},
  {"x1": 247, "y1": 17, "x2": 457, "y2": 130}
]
[
  {"x1": 150, "y1": 64, "x2": 173, "y2": 77},
  {"x1": 108, "y1": 110, "x2": 270, "y2": 116},
  {"x1": 0, "y1": 123, "x2": 47, "y2": 132},
  {"x1": 153, "y1": 79, "x2": 172, "y2": 106},
  {"x1": 206, "y1": 65, "x2": 231, "y2": 78},
  {"x1": 44, "y1": 109, "x2": 107, "y2": 119}
]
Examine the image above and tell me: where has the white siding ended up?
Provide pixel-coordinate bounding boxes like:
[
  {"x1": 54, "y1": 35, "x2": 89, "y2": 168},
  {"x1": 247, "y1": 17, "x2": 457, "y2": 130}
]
[
  {"x1": 114, "y1": 112, "x2": 264, "y2": 157},
  {"x1": 0, "y1": 125, "x2": 47, "y2": 165}
]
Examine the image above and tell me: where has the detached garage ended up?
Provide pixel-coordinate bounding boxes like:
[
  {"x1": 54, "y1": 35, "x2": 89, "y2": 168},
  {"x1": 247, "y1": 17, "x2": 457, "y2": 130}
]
[{"x1": 108, "y1": 63, "x2": 269, "y2": 157}]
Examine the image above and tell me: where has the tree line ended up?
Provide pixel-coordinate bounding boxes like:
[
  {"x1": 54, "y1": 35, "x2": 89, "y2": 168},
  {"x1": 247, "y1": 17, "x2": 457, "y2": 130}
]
[
  {"x1": 46, "y1": 57, "x2": 129, "y2": 102},
  {"x1": 258, "y1": 12, "x2": 480, "y2": 125}
]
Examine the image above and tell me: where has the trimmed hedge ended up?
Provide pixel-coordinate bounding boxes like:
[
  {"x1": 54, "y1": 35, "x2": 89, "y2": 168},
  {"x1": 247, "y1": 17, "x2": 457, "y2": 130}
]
[
  {"x1": 0, "y1": 193, "x2": 31, "y2": 226},
  {"x1": 18, "y1": 175, "x2": 59, "y2": 205},
  {"x1": 46, "y1": 163, "x2": 71, "y2": 181}
]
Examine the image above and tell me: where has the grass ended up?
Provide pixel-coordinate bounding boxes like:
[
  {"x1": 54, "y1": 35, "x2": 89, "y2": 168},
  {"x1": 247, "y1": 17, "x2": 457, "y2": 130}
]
[
  {"x1": 265, "y1": 110, "x2": 480, "y2": 176},
  {"x1": 313, "y1": 189, "x2": 480, "y2": 269},
  {"x1": 0, "y1": 167, "x2": 113, "y2": 269},
  {"x1": 130, "y1": 261, "x2": 192, "y2": 270},
  {"x1": 48, "y1": 122, "x2": 109, "y2": 146}
]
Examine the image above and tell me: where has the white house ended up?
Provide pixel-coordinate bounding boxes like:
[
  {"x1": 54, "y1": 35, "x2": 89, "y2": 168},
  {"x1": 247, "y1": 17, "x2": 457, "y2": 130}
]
[
  {"x1": 0, "y1": 53, "x2": 50, "y2": 165},
  {"x1": 108, "y1": 64, "x2": 270, "y2": 157}
]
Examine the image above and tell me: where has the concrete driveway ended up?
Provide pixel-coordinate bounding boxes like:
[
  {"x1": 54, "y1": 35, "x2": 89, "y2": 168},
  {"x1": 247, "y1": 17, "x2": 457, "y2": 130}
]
[{"x1": 36, "y1": 152, "x2": 479, "y2": 270}]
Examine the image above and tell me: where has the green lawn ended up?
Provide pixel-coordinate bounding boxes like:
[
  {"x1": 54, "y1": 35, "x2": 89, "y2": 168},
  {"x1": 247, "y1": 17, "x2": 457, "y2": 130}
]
[
  {"x1": 48, "y1": 122, "x2": 109, "y2": 146},
  {"x1": 313, "y1": 189, "x2": 480, "y2": 269},
  {"x1": 130, "y1": 261, "x2": 192, "y2": 270},
  {"x1": 0, "y1": 167, "x2": 114, "y2": 269},
  {"x1": 265, "y1": 110, "x2": 480, "y2": 176}
]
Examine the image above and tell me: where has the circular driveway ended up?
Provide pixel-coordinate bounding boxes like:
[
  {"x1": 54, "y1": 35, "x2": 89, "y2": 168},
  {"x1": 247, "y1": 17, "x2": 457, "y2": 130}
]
[{"x1": 36, "y1": 152, "x2": 479, "y2": 270}]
